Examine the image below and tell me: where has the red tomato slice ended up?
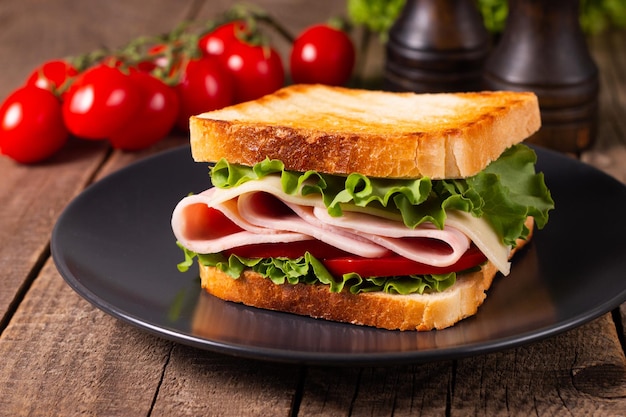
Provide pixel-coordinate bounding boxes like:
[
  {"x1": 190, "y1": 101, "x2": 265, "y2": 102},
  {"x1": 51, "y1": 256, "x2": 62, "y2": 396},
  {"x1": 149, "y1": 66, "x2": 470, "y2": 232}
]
[
  {"x1": 226, "y1": 240, "x2": 353, "y2": 260},
  {"x1": 228, "y1": 242, "x2": 485, "y2": 277},
  {"x1": 322, "y1": 246, "x2": 487, "y2": 277}
]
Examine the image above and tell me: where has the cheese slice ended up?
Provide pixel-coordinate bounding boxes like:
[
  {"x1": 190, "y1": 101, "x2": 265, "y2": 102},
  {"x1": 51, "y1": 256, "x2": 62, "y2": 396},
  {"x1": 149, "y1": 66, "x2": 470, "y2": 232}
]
[{"x1": 445, "y1": 210, "x2": 511, "y2": 275}]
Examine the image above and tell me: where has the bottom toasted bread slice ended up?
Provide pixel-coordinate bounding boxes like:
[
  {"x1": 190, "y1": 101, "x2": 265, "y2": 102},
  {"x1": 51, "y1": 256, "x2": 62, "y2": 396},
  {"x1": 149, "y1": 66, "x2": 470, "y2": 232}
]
[{"x1": 198, "y1": 218, "x2": 534, "y2": 331}]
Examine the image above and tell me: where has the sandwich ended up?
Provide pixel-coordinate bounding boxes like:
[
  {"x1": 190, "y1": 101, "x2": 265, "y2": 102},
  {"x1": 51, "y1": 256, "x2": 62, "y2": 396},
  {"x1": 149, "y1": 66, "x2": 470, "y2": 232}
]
[{"x1": 171, "y1": 84, "x2": 554, "y2": 331}]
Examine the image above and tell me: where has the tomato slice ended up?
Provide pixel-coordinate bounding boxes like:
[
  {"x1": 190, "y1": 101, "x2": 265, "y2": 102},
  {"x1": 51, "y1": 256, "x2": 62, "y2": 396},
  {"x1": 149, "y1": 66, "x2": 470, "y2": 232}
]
[
  {"x1": 322, "y1": 246, "x2": 487, "y2": 278},
  {"x1": 226, "y1": 239, "x2": 486, "y2": 278},
  {"x1": 226, "y1": 240, "x2": 354, "y2": 260}
]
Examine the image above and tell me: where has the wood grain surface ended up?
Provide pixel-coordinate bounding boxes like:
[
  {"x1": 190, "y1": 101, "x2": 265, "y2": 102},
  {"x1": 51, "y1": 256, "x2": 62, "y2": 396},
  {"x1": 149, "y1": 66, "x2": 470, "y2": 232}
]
[{"x1": 0, "y1": 1, "x2": 625, "y2": 416}]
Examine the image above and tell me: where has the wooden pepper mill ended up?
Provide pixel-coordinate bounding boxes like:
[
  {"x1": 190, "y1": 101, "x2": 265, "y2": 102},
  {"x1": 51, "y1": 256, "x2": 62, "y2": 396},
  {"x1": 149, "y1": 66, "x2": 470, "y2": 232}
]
[
  {"x1": 384, "y1": 0, "x2": 490, "y2": 93},
  {"x1": 483, "y1": 0, "x2": 599, "y2": 153}
]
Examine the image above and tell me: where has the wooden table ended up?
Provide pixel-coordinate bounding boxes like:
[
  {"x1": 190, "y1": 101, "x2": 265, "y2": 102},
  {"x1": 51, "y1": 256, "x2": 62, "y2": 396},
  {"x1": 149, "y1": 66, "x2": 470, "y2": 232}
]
[{"x1": 1, "y1": 1, "x2": 626, "y2": 415}]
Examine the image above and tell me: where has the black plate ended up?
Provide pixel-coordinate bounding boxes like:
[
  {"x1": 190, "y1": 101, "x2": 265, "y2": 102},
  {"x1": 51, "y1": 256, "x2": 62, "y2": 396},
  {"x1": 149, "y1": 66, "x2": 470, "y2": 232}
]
[{"x1": 51, "y1": 145, "x2": 626, "y2": 366}]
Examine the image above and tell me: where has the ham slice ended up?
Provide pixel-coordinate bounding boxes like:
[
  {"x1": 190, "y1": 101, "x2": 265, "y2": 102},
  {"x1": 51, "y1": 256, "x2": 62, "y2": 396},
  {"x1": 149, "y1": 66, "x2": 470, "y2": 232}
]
[
  {"x1": 312, "y1": 208, "x2": 470, "y2": 266},
  {"x1": 171, "y1": 189, "x2": 313, "y2": 254},
  {"x1": 172, "y1": 179, "x2": 479, "y2": 268},
  {"x1": 237, "y1": 193, "x2": 390, "y2": 258}
]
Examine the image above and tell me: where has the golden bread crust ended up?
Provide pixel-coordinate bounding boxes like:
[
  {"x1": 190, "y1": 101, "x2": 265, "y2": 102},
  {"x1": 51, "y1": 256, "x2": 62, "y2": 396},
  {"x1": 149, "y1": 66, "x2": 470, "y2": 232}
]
[
  {"x1": 189, "y1": 84, "x2": 540, "y2": 179},
  {"x1": 199, "y1": 262, "x2": 497, "y2": 331},
  {"x1": 197, "y1": 218, "x2": 534, "y2": 331}
]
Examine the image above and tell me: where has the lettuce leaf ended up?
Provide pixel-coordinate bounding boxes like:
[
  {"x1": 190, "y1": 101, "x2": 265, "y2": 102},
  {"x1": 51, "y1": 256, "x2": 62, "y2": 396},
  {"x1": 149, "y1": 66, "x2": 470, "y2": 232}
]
[
  {"x1": 210, "y1": 144, "x2": 554, "y2": 245},
  {"x1": 465, "y1": 144, "x2": 553, "y2": 245},
  {"x1": 178, "y1": 245, "x2": 458, "y2": 295}
]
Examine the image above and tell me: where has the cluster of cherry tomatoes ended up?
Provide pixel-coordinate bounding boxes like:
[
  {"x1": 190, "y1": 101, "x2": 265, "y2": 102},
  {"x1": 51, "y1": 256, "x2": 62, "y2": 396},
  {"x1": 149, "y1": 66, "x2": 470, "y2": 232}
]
[{"x1": 0, "y1": 12, "x2": 355, "y2": 164}]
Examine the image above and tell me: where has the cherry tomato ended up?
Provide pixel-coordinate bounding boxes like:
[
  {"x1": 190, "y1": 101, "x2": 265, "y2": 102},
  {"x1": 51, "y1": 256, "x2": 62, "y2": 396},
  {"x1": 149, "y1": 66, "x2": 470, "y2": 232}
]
[
  {"x1": 290, "y1": 24, "x2": 355, "y2": 86},
  {"x1": 62, "y1": 64, "x2": 142, "y2": 140},
  {"x1": 323, "y1": 246, "x2": 487, "y2": 278},
  {"x1": 0, "y1": 86, "x2": 68, "y2": 164},
  {"x1": 221, "y1": 40, "x2": 284, "y2": 103},
  {"x1": 136, "y1": 43, "x2": 183, "y2": 76},
  {"x1": 198, "y1": 21, "x2": 248, "y2": 61},
  {"x1": 174, "y1": 57, "x2": 233, "y2": 131},
  {"x1": 25, "y1": 59, "x2": 79, "y2": 95},
  {"x1": 109, "y1": 71, "x2": 179, "y2": 150},
  {"x1": 136, "y1": 45, "x2": 165, "y2": 73}
]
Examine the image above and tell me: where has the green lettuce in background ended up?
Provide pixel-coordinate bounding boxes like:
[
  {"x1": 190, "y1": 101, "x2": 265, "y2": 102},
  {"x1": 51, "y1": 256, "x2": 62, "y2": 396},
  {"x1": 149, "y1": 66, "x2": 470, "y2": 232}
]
[{"x1": 347, "y1": 0, "x2": 626, "y2": 39}]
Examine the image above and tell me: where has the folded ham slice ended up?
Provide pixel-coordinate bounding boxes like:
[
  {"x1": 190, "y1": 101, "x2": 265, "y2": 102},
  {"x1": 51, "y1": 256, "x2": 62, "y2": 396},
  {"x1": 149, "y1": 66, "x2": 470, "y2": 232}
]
[
  {"x1": 312, "y1": 207, "x2": 471, "y2": 266},
  {"x1": 171, "y1": 179, "x2": 478, "y2": 268},
  {"x1": 237, "y1": 192, "x2": 389, "y2": 258}
]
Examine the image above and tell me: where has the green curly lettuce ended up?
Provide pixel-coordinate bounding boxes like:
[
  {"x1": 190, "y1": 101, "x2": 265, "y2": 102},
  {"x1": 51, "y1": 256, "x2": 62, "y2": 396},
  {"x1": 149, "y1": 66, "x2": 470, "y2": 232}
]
[
  {"x1": 178, "y1": 244, "x2": 458, "y2": 295},
  {"x1": 210, "y1": 144, "x2": 553, "y2": 246},
  {"x1": 346, "y1": 0, "x2": 406, "y2": 41}
]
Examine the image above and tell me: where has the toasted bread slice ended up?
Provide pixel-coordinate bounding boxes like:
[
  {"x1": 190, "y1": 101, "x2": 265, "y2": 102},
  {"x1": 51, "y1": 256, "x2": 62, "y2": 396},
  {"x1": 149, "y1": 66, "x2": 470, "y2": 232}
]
[
  {"x1": 197, "y1": 218, "x2": 534, "y2": 332},
  {"x1": 189, "y1": 84, "x2": 540, "y2": 179}
]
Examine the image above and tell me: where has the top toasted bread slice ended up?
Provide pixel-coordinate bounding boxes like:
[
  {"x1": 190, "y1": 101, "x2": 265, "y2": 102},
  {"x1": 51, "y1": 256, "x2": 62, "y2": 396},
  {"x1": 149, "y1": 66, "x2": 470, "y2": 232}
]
[{"x1": 189, "y1": 84, "x2": 540, "y2": 179}]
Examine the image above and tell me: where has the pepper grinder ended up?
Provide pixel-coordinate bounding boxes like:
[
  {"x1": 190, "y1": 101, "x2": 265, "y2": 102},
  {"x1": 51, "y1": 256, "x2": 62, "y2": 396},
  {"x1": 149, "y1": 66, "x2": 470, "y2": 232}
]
[
  {"x1": 483, "y1": 0, "x2": 599, "y2": 153},
  {"x1": 384, "y1": 0, "x2": 490, "y2": 93}
]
